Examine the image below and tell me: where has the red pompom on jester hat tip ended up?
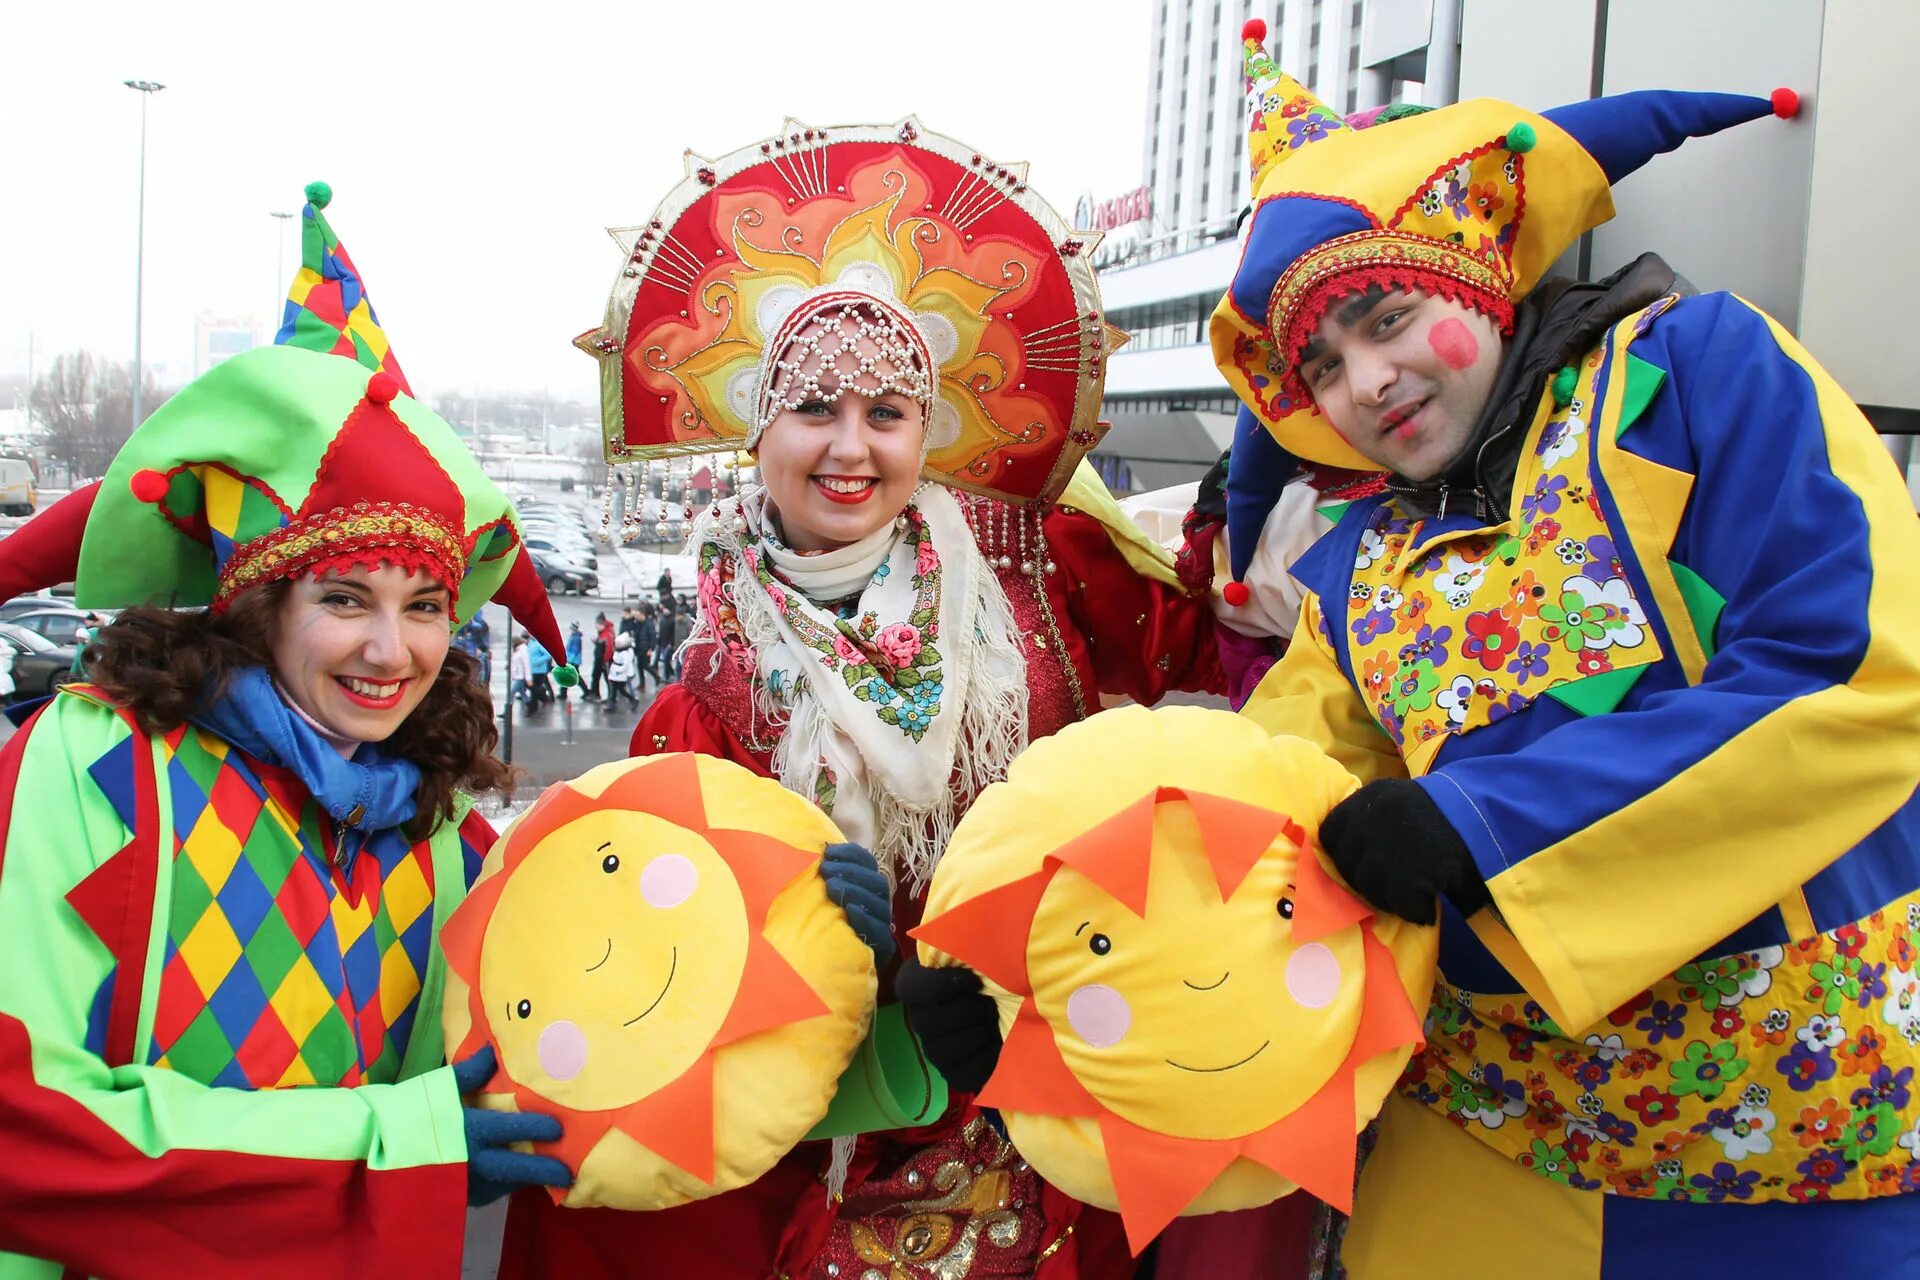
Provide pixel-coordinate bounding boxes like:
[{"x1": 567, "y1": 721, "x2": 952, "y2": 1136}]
[
  {"x1": 1242, "y1": 17, "x2": 1267, "y2": 42},
  {"x1": 366, "y1": 371, "x2": 402, "y2": 405},
  {"x1": 1222, "y1": 580, "x2": 1252, "y2": 608},
  {"x1": 1770, "y1": 87, "x2": 1800, "y2": 119},
  {"x1": 129, "y1": 468, "x2": 170, "y2": 504}
]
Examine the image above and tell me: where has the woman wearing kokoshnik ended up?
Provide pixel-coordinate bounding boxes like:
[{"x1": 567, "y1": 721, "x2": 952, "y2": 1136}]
[
  {"x1": 498, "y1": 120, "x2": 1223, "y2": 1279},
  {"x1": 0, "y1": 189, "x2": 590, "y2": 1278}
]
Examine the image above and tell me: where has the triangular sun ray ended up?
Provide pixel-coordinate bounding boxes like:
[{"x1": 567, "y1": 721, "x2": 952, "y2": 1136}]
[
  {"x1": 976, "y1": 1002, "x2": 1101, "y2": 1117},
  {"x1": 713, "y1": 931, "x2": 831, "y2": 1049},
  {"x1": 1047, "y1": 792, "x2": 1158, "y2": 917},
  {"x1": 1236, "y1": 1066, "x2": 1359, "y2": 1212},
  {"x1": 910, "y1": 867, "x2": 1055, "y2": 994},
  {"x1": 1098, "y1": 1111, "x2": 1242, "y2": 1255},
  {"x1": 608, "y1": 1052, "x2": 718, "y2": 1184}
]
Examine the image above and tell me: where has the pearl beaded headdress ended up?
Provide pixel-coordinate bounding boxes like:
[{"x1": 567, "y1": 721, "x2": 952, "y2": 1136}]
[{"x1": 746, "y1": 290, "x2": 937, "y2": 450}]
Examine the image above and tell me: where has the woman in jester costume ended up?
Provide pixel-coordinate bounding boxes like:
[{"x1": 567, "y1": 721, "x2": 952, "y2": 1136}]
[
  {"x1": 0, "y1": 187, "x2": 603, "y2": 1278},
  {"x1": 1207, "y1": 19, "x2": 1920, "y2": 1278}
]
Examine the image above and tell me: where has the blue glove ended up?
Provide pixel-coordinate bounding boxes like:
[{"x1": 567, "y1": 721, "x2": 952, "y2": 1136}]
[
  {"x1": 820, "y1": 841, "x2": 896, "y2": 965},
  {"x1": 454, "y1": 1046, "x2": 573, "y2": 1206}
]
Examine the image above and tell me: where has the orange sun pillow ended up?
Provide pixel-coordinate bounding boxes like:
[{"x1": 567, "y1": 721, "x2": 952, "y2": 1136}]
[
  {"x1": 913, "y1": 705, "x2": 1437, "y2": 1254},
  {"x1": 441, "y1": 753, "x2": 877, "y2": 1210}
]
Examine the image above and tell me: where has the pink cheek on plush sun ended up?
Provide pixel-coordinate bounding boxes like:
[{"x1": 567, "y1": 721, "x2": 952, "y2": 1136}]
[
  {"x1": 1067, "y1": 984, "x2": 1132, "y2": 1048},
  {"x1": 641, "y1": 854, "x2": 698, "y2": 908},
  {"x1": 1285, "y1": 943, "x2": 1342, "y2": 1009},
  {"x1": 1427, "y1": 317, "x2": 1481, "y2": 371},
  {"x1": 538, "y1": 1019, "x2": 589, "y2": 1081}
]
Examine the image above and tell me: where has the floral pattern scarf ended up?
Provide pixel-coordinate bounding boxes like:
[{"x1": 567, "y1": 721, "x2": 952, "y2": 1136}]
[{"x1": 686, "y1": 484, "x2": 1027, "y2": 890}]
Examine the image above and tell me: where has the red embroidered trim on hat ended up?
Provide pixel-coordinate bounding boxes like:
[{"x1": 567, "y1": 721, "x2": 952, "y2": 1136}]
[
  {"x1": 1270, "y1": 258, "x2": 1514, "y2": 408},
  {"x1": 212, "y1": 502, "x2": 467, "y2": 613}
]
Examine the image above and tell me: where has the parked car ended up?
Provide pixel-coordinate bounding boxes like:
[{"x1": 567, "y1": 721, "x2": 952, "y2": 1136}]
[
  {"x1": 0, "y1": 623, "x2": 78, "y2": 699},
  {"x1": 0, "y1": 458, "x2": 35, "y2": 517},
  {"x1": 8, "y1": 608, "x2": 92, "y2": 647},
  {"x1": 529, "y1": 547, "x2": 598, "y2": 596},
  {"x1": 522, "y1": 534, "x2": 598, "y2": 570},
  {"x1": 0, "y1": 596, "x2": 68, "y2": 622}
]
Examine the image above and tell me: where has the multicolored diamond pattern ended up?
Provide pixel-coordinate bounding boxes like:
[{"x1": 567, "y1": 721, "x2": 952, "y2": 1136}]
[{"x1": 117, "y1": 726, "x2": 440, "y2": 1090}]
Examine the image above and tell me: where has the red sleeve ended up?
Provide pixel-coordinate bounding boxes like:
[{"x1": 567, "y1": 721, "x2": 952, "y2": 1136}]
[
  {"x1": 1047, "y1": 509, "x2": 1226, "y2": 705},
  {"x1": 630, "y1": 684, "x2": 771, "y2": 774}
]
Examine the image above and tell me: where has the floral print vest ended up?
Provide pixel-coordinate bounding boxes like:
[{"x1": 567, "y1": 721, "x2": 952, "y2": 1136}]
[{"x1": 1335, "y1": 344, "x2": 1660, "y2": 778}]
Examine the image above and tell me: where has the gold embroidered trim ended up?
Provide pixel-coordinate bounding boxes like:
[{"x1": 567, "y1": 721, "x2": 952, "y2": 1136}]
[{"x1": 216, "y1": 501, "x2": 466, "y2": 606}]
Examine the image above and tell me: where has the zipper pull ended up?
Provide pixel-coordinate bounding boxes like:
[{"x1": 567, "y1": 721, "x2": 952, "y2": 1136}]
[
  {"x1": 1475, "y1": 488, "x2": 1489, "y2": 520},
  {"x1": 1436, "y1": 484, "x2": 1450, "y2": 520}
]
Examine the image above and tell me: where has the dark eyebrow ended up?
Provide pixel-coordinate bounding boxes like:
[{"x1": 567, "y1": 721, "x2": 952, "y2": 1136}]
[
  {"x1": 1075, "y1": 921, "x2": 1090, "y2": 936},
  {"x1": 1298, "y1": 284, "x2": 1402, "y2": 367}
]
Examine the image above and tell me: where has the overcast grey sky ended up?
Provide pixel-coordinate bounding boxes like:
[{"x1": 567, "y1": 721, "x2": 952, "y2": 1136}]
[{"x1": 1, "y1": 0, "x2": 1151, "y2": 407}]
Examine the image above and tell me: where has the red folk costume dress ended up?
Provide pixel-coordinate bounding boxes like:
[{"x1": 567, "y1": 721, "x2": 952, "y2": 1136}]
[{"x1": 501, "y1": 119, "x2": 1221, "y2": 1280}]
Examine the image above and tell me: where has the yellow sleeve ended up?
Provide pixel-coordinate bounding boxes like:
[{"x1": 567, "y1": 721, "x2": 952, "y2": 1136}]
[{"x1": 1242, "y1": 592, "x2": 1406, "y2": 786}]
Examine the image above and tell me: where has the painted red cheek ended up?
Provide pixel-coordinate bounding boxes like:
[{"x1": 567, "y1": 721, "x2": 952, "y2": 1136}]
[{"x1": 1428, "y1": 318, "x2": 1480, "y2": 371}]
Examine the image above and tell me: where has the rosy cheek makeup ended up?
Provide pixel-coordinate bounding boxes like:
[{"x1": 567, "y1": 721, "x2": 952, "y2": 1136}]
[{"x1": 1427, "y1": 317, "x2": 1481, "y2": 371}]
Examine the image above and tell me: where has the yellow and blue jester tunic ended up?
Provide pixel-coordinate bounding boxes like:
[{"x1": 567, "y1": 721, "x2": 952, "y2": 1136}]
[{"x1": 1246, "y1": 291, "x2": 1920, "y2": 1278}]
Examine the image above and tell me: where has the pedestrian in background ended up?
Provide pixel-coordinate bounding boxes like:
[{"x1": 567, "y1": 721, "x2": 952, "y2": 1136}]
[
  {"x1": 652, "y1": 599, "x2": 678, "y2": 683},
  {"x1": 561, "y1": 622, "x2": 584, "y2": 702},
  {"x1": 635, "y1": 603, "x2": 659, "y2": 690},
  {"x1": 463, "y1": 611, "x2": 493, "y2": 686},
  {"x1": 508, "y1": 634, "x2": 533, "y2": 711},
  {"x1": 586, "y1": 612, "x2": 612, "y2": 701},
  {"x1": 527, "y1": 637, "x2": 554, "y2": 707},
  {"x1": 607, "y1": 633, "x2": 641, "y2": 710}
]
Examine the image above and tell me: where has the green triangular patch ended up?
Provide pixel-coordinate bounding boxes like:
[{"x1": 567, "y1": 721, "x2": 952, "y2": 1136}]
[
  {"x1": 1670, "y1": 561, "x2": 1727, "y2": 661},
  {"x1": 234, "y1": 481, "x2": 287, "y2": 545},
  {"x1": 1615, "y1": 353, "x2": 1668, "y2": 439},
  {"x1": 289, "y1": 308, "x2": 342, "y2": 350},
  {"x1": 1544, "y1": 663, "x2": 1649, "y2": 717},
  {"x1": 1316, "y1": 500, "x2": 1354, "y2": 524}
]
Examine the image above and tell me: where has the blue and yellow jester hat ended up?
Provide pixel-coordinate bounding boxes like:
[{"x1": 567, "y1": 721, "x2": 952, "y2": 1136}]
[{"x1": 1212, "y1": 18, "x2": 1799, "y2": 475}]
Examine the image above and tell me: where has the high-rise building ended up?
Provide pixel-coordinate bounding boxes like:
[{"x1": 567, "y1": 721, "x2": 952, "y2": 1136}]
[
  {"x1": 1093, "y1": 1, "x2": 1431, "y2": 489},
  {"x1": 193, "y1": 314, "x2": 265, "y2": 377}
]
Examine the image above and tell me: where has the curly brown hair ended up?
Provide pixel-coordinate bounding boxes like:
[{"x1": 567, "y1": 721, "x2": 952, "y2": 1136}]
[{"x1": 85, "y1": 582, "x2": 515, "y2": 841}]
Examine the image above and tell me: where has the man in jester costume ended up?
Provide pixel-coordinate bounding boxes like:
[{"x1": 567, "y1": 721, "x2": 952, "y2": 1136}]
[
  {"x1": 1212, "y1": 20, "x2": 1920, "y2": 1277},
  {"x1": 0, "y1": 185, "x2": 603, "y2": 1278}
]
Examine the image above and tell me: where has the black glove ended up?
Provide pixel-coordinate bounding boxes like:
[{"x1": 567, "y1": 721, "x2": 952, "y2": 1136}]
[
  {"x1": 896, "y1": 959, "x2": 1003, "y2": 1094},
  {"x1": 819, "y1": 842, "x2": 896, "y2": 965},
  {"x1": 1318, "y1": 778, "x2": 1489, "y2": 925},
  {"x1": 454, "y1": 1046, "x2": 573, "y2": 1206},
  {"x1": 1192, "y1": 448, "x2": 1231, "y2": 522}
]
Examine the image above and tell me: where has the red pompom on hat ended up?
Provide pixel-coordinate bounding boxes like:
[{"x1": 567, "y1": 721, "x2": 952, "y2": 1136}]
[
  {"x1": 1222, "y1": 580, "x2": 1251, "y2": 608},
  {"x1": 1242, "y1": 17, "x2": 1267, "y2": 41},
  {"x1": 366, "y1": 371, "x2": 401, "y2": 405},
  {"x1": 1770, "y1": 87, "x2": 1800, "y2": 119},
  {"x1": 129, "y1": 468, "x2": 170, "y2": 504}
]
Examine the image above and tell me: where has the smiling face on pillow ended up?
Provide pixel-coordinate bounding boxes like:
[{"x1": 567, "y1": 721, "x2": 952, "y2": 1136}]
[
  {"x1": 483, "y1": 809, "x2": 750, "y2": 1112},
  {"x1": 911, "y1": 706, "x2": 1437, "y2": 1255},
  {"x1": 439, "y1": 753, "x2": 875, "y2": 1204},
  {"x1": 1027, "y1": 801, "x2": 1366, "y2": 1142}
]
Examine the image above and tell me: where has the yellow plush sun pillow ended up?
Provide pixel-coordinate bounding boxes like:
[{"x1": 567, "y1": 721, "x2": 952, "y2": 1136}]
[
  {"x1": 441, "y1": 753, "x2": 876, "y2": 1210},
  {"x1": 914, "y1": 705, "x2": 1437, "y2": 1254}
]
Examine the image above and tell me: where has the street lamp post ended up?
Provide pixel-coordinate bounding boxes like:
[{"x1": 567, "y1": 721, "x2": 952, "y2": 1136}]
[
  {"x1": 123, "y1": 79, "x2": 165, "y2": 433},
  {"x1": 269, "y1": 210, "x2": 296, "y2": 338}
]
